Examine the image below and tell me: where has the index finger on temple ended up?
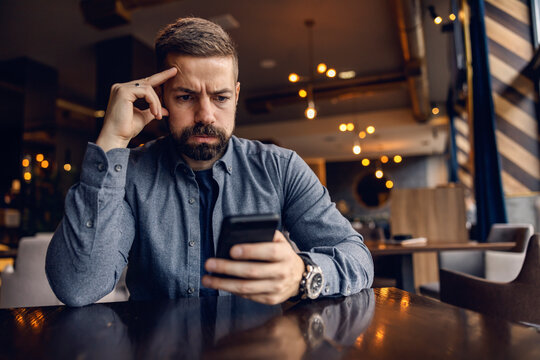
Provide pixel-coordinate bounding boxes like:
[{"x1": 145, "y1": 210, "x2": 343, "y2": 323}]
[{"x1": 146, "y1": 67, "x2": 178, "y2": 87}]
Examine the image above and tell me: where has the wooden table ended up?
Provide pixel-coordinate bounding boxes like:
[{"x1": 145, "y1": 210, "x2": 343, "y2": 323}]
[
  {"x1": 0, "y1": 288, "x2": 538, "y2": 359},
  {"x1": 365, "y1": 241, "x2": 517, "y2": 292}
]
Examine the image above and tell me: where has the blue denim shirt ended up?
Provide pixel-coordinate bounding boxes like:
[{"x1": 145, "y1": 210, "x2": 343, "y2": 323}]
[{"x1": 46, "y1": 135, "x2": 373, "y2": 306}]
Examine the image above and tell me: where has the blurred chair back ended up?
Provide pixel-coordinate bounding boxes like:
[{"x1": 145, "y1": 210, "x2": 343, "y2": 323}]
[
  {"x1": 440, "y1": 234, "x2": 540, "y2": 325},
  {"x1": 0, "y1": 234, "x2": 129, "y2": 308}
]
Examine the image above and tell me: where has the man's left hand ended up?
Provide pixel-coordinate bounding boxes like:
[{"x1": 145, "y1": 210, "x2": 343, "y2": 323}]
[{"x1": 202, "y1": 230, "x2": 305, "y2": 305}]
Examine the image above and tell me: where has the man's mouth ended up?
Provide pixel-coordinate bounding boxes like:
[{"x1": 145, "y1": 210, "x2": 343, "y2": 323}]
[{"x1": 190, "y1": 135, "x2": 217, "y2": 143}]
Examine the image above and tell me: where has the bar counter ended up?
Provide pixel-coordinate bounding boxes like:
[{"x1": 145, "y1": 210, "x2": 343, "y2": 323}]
[{"x1": 1, "y1": 288, "x2": 539, "y2": 359}]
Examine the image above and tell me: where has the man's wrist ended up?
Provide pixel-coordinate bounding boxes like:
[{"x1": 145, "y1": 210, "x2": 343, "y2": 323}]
[{"x1": 96, "y1": 132, "x2": 130, "y2": 152}]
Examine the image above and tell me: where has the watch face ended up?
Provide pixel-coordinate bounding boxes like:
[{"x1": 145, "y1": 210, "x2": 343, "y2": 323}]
[{"x1": 310, "y1": 273, "x2": 323, "y2": 294}]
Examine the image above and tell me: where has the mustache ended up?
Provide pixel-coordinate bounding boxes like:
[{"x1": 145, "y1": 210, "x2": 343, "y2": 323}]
[{"x1": 185, "y1": 123, "x2": 223, "y2": 137}]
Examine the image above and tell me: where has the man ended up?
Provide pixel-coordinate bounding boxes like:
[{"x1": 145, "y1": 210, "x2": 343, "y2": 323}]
[{"x1": 46, "y1": 17, "x2": 373, "y2": 306}]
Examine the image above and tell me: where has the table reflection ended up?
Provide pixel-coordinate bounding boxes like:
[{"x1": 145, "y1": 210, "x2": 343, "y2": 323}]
[{"x1": 2, "y1": 290, "x2": 375, "y2": 359}]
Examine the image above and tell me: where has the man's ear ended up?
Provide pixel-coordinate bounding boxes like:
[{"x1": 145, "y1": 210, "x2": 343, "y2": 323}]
[{"x1": 235, "y1": 82, "x2": 241, "y2": 106}]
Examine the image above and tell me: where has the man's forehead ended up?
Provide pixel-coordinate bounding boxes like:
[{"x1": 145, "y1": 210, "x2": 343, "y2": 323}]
[{"x1": 164, "y1": 55, "x2": 236, "y2": 86}]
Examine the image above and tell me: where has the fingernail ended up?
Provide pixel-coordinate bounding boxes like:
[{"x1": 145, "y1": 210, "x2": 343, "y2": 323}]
[
  {"x1": 202, "y1": 276, "x2": 211, "y2": 287},
  {"x1": 231, "y1": 246, "x2": 242, "y2": 258},
  {"x1": 206, "y1": 259, "x2": 216, "y2": 271}
]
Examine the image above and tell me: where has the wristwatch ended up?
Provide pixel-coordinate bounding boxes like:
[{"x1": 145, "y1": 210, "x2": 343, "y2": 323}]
[{"x1": 298, "y1": 255, "x2": 324, "y2": 300}]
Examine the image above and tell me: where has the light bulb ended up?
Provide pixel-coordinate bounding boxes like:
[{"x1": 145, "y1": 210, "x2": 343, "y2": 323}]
[
  {"x1": 317, "y1": 63, "x2": 327, "y2": 73},
  {"x1": 375, "y1": 170, "x2": 384, "y2": 179},
  {"x1": 36, "y1": 154, "x2": 44, "y2": 162},
  {"x1": 64, "y1": 163, "x2": 72, "y2": 171},
  {"x1": 288, "y1": 73, "x2": 299, "y2": 82},
  {"x1": 339, "y1": 124, "x2": 347, "y2": 132},
  {"x1": 362, "y1": 159, "x2": 370, "y2": 166},
  {"x1": 305, "y1": 107, "x2": 316, "y2": 119},
  {"x1": 41, "y1": 160, "x2": 49, "y2": 169},
  {"x1": 432, "y1": 107, "x2": 440, "y2": 115},
  {"x1": 358, "y1": 131, "x2": 366, "y2": 139},
  {"x1": 298, "y1": 89, "x2": 307, "y2": 98},
  {"x1": 434, "y1": 16, "x2": 443, "y2": 24},
  {"x1": 346, "y1": 123, "x2": 355, "y2": 131},
  {"x1": 449, "y1": 13, "x2": 456, "y2": 21},
  {"x1": 380, "y1": 155, "x2": 389, "y2": 164},
  {"x1": 386, "y1": 180, "x2": 394, "y2": 189},
  {"x1": 366, "y1": 126, "x2": 375, "y2": 134},
  {"x1": 394, "y1": 155, "x2": 402, "y2": 163},
  {"x1": 23, "y1": 172, "x2": 32, "y2": 181},
  {"x1": 353, "y1": 145, "x2": 361, "y2": 155},
  {"x1": 326, "y1": 68, "x2": 336, "y2": 78},
  {"x1": 22, "y1": 159, "x2": 30, "y2": 167}
]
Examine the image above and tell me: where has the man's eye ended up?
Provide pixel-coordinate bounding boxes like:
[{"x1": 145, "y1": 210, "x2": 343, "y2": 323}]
[
  {"x1": 215, "y1": 96, "x2": 229, "y2": 102},
  {"x1": 176, "y1": 95, "x2": 192, "y2": 101}
]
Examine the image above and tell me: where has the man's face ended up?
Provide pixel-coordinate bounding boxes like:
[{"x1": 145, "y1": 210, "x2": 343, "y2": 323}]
[{"x1": 162, "y1": 54, "x2": 240, "y2": 166}]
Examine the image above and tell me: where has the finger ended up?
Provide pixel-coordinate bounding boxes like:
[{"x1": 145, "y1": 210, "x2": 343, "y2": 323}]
[
  {"x1": 205, "y1": 258, "x2": 281, "y2": 279},
  {"x1": 144, "y1": 67, "x2": 177, "y2": 88},
  {"x1": 230, "y1": 241, "x2": 290, "y2": 262},
  {"x1": 128, "y1": 86, "x2": 163, "y2": 119},
  {"x1": 202, "y1": 275, "x2": 280, "y2": 295}
]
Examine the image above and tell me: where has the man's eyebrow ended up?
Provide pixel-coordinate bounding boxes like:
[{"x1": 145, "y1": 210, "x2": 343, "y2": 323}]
[{"x1": 171, "y1": 87, "x2": 233, "y2": 95}]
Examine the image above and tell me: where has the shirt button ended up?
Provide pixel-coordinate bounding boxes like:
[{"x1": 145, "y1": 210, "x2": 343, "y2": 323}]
[
  {"x1": 189, "y1": 241, "x2": 195, "y2": 247},
  {"x1": 97, "y1": 163, "x2": 105, "y2": 172},
  {"x1": 325, "y1": 285, "x2": 330, "y2": 293},
  {"x1": 114, "y1": 164, "x2": 122, "y2": 172},
  {"x1": 187, "y1": 287, "x2": 194, "y2": 294},
  {"x1": 85, "y1": 220, "x2": 94, "y2": 228},
  {"x1": 227, "y1": 166, "x2": 232, "y2": 172},
  {"x1": 188, "y1": 198, "x2": 195, "y2": 204}
]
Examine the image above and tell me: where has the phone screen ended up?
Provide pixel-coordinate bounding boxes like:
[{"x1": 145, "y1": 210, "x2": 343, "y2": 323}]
[{"x1": 215, "y1": 213, "x2": 280, "y2": 260}]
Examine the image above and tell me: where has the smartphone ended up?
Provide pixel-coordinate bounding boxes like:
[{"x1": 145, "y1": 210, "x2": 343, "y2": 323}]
[{"x1": 215, "y1": 213, "x2": 280, "y2": 260}]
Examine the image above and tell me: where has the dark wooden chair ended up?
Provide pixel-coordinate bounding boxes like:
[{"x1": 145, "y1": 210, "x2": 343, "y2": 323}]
[{"x1": 440, "y1": 234, "x2": 540, "y2": 325}]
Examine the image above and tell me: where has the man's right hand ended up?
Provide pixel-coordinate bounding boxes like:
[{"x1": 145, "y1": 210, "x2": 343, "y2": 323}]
[{"x1": 96, "y1": 67, "x2": 178, "y2": 152}]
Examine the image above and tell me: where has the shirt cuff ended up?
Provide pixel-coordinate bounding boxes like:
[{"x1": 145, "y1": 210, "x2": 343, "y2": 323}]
[
  {"x1": 80, "y1": 143, "x2": 130, "y2": 189},
  {"x1": 299, "y1": 252, "x2": 350, "y2": 297}
]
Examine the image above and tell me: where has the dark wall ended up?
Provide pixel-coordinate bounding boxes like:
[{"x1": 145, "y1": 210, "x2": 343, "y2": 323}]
[{"x1": 325, "y1": 156, "x2": 433, "y2": 220}]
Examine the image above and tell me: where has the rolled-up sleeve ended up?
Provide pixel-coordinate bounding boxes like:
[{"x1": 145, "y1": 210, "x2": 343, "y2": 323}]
[
  {"x1": 282, "y1": 152, "x2": 374, "y2": 297},
  {"x1": 45, "y1": 143, "x2": 135, "y2": 306}
]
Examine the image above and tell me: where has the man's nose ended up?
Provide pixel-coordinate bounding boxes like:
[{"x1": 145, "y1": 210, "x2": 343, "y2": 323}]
[{"x1": 195, "y1": 97, "x2": 215, "y2": 124}]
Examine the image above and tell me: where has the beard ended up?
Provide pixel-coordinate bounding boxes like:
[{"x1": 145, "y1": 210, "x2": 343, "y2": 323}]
[{"x1": 172, "y1": 123, "x2": 231, "y2": 161}]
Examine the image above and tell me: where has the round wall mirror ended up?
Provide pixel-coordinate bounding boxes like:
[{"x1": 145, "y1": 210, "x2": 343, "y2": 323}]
[{"x1": 354, "y1": 173, "x2": 391, "y2": 208}]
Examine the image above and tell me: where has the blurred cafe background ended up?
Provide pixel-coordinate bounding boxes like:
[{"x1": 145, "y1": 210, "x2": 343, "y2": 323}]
[{"x1": 0, "y1": 0, "x2": 539, "y2": 298}]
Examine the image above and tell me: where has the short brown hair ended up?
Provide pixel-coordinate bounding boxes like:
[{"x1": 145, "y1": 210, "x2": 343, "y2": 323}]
[{"x1": 155, "y1": 17, "x2": 238, "y2": 80}]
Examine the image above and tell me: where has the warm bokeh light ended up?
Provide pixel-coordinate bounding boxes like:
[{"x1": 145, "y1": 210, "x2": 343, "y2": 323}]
[
  {"x1": 95, "y1": 110, "x2": 106, "y2": 118},
  {"x1": 298, "y1": 89, "x2": 307, "y2": 98},
  {"x1": 338, "y1": 70, "x2": 356, "y2": 79},
  {"x1": 326, "y1": 68, "x2": 336, "y2": 78},
  {"x1": 449, "y1": 13, "x2": 456, "y2": 21},
  {"x1": 36, "y1": 154, "x2": 44, "y2": 162},
  {"x1": 394, "y1": 155, "x2": 402, "y2": 163},
  {"x1": 139, "y1": 143, "x2": 145, "y2": 147},
  {"x1": 288, "y1": 73, "x2": 299, "y2": 82},
  {"x1": 317, "y1": 63, "x2": 327, "y2": 73},
  {"x1": 358, "y1": 131, "x2": 366, "y2": 139},
  {"x1": 305, "y1": 107, "x2": 316, "y2": 119},
  {"x1": 366, "y1": 126, "x2": 375, "y2": 134},
  {"x1": 346, "y1": 123, "x2": 355, "y2": 131},
  {"x1": 386, "y1": 180, "x2": 394, "y2": 189},
  {"x1": 362, "y1": 158, "x2": 370, "y2": 166},
  {"x1": 22, "y1": 159, "x2": 30, "y2": 167},
  {"x1": 434, "y1": 16, "x2": 443, "y2": 24},
  {"x1": 380, "y1": 155, "x2": 389, "y2": 164},
  {"x1": 41, "y1": 160, "x2": 49, "y2": 169},
  {"x1": 353, "y1": 145, "x2": 361, "y2": 155},
  {"x1": 432, "y1": 107, "x2": 440, "y2": 115},
  {"x1": 339, "y1": 124, "x2": 347, "y2": 132},
  {"x1": 375, "y1": 170, "x2": 384, "y2": 179},
  {"x1": 23, "y1": 172, "x2": 32, "y2": 181},
  {"x1": 64, "y1": 163, "x2": 72, "y2": 171}
]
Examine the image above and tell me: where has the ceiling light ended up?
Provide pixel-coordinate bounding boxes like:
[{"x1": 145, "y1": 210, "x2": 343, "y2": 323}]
[
  {"x1": 353, "y1": 145, "x2": 361, "y2": 155},
  {"x1": 24, "y1": 172, "x2": 32, "y2": 181},
  {"x1": 317, "y1": 63, "x2": 327, "y2": 73},
  {"x1": 288, "y1": 73, "x2": 299, "y2": 82},
  {"x1": 41, "y1": 160, "x2": 49, "y2": 169},
  {"x1": 338, "y1": 70, "x2": 356, "y2": 79},
  {"x1": 362, "y1": 159, "x2": 370, "y2": 166},
  {"x1": 339, "y1": 124, "x2": 347, "y2": 132},
  {"x1": 386, "y1": 180, "x2": 394, "y2": 189},
  {"x1": 298, "y1": 89, "x2": 307, "y2": 98},
  {"x1": 375, "y1": 170, "x2": 384, "y2": 179},
  {"x1": 366, "y1": 126, "x2": 375, "y2": 134},
  {"x1": 358, "y1": 131, "x2": 366, "y2": 139},
  {"x1": 305, "y1": 105, "x2": 316, "y2": 120},
  {"x1": 449, "y1": 13, "x2": 456, "y2": 21},
  {"x1": 36, "y1": 154, "x2": 44, "y2": 162},
  {"x1": 432, "y1": 107, "x2": 440, "y2": 115},
  {"x1": 434, "y1": 16, "x2": 442, "y2": 24},
  {"x1": 64, "y1": 163, "x2": 72, "y2": 172},
  {"x1": 346, "y1": 123, "x2": 354, "y2": 131},
  {"x1": 326, "y1": 69, "x2": 336, "y2": 78},
  {"x1": 22, "y1": 159, "x2": 30, "y2": 167},
  {"x1": 380, "y1": 155, "x2": 389, "y2": 164},
  {"x1": 394, "y1": 155, "x2": 402, "y2": 163}
]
